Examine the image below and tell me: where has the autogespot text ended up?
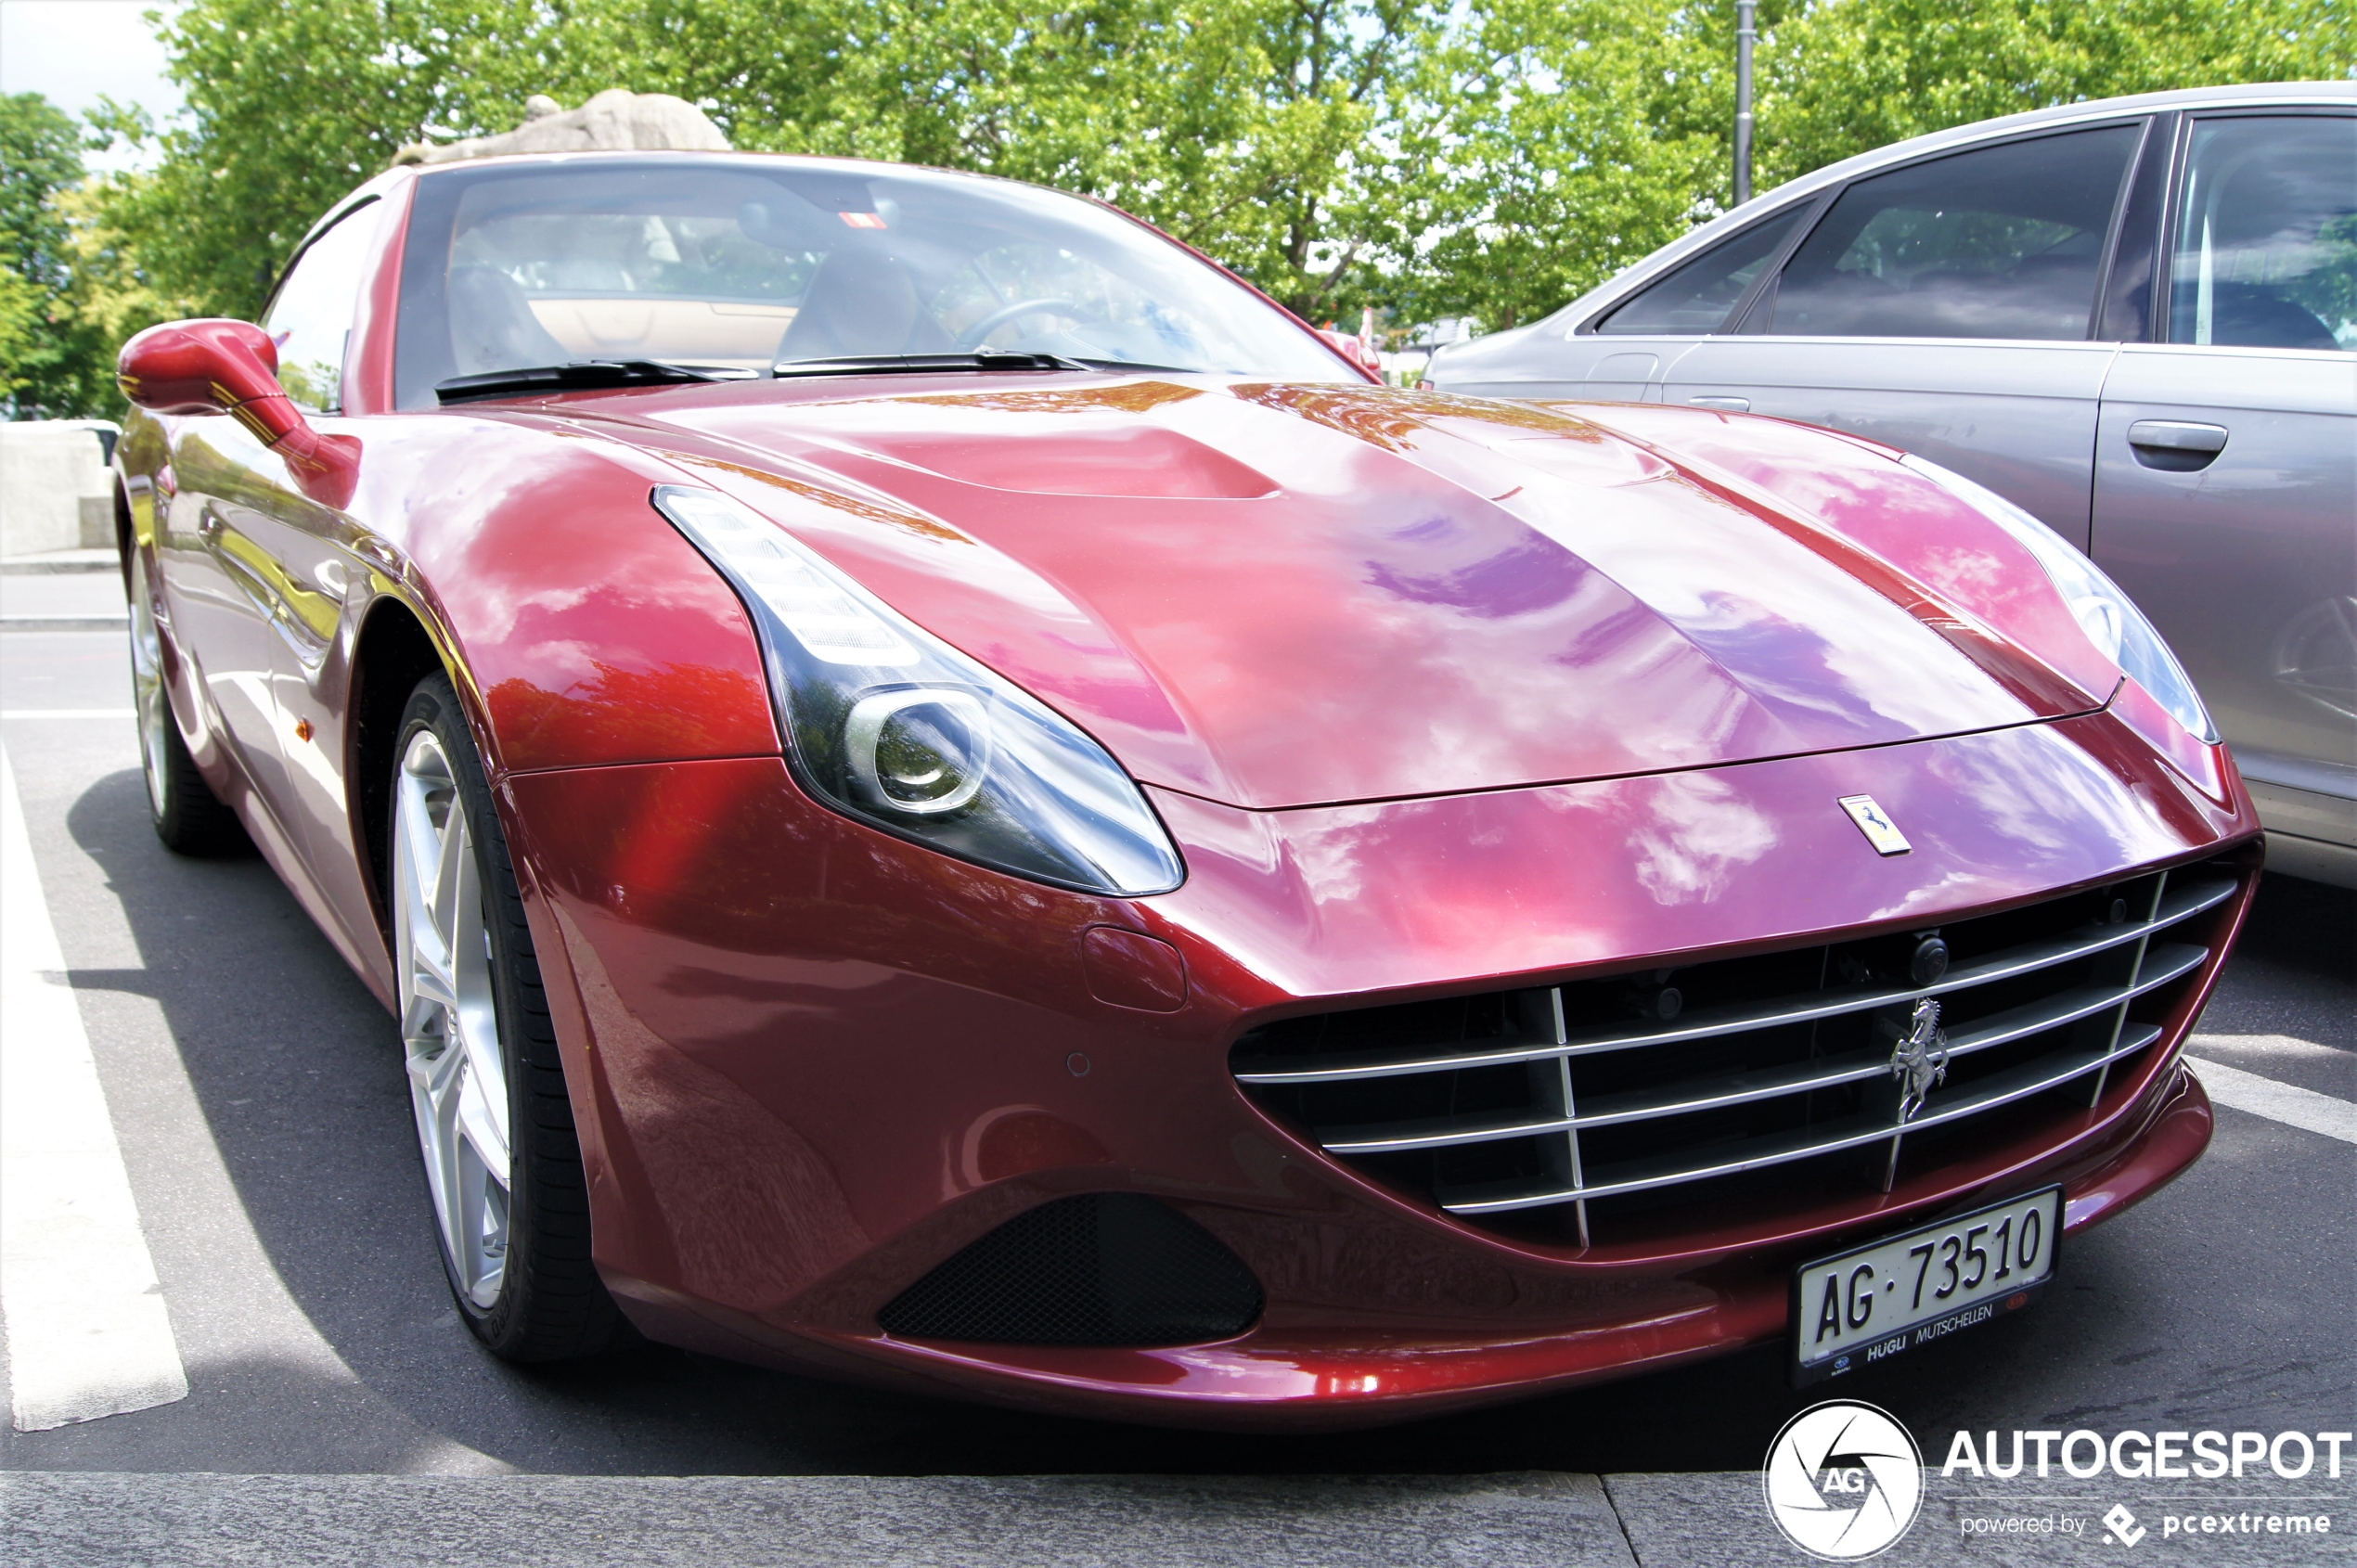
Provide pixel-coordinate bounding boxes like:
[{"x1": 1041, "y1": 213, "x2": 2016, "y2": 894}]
[{"x1": 1942, "y1": 1428, "x2": 2351, "y2": 1480}]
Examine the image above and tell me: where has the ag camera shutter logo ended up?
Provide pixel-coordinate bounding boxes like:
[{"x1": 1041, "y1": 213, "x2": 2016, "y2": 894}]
[{"x1": 1763, "y1": 1400, "x2": 1926, "y2": 1559}]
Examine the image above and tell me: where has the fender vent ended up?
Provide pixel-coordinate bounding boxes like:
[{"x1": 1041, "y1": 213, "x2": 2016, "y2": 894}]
[{"x1": 878, "y1": 1193, "x2": 1263, "y2": 1346}]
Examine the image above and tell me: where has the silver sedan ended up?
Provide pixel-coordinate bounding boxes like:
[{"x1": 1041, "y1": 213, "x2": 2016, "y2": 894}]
[{"x1": 1431, "y1": 82, "x2": 2355, "y2": 887}]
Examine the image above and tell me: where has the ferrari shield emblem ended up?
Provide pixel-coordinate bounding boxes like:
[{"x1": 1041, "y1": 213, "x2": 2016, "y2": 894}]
[{"x1": 1838, "y1": 795, "x2": 1912, "y2": 855}]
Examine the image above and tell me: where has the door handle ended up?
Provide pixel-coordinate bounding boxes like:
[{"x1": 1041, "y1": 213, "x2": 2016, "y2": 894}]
[
  {"x1": 1688, "y1": 395, "x2": 1750, "y2": 412},
  {"x1": 2127, "y1": 420, "x2": 2228, "y2": 471}
]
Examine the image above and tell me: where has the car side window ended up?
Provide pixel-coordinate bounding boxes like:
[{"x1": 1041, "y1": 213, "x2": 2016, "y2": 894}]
[
  {"x1": 1762, "y1": 126, "x2": 2140, "y2": 341},
  {"x1": 1595, "y1": 207, "x2": 1806, "y2": 335},
  {"x1": 2170, "y1": 115, "x2": 2355, "y2": 352},
  {"x1": 262, "y1": 200, "x2": 381, "y2": 413}
]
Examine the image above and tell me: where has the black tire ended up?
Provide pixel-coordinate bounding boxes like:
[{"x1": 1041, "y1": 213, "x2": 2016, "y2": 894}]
[
  {"x1": 130, "y1": 549, "x2": 251, "y2": 857},
  {"x1": 393, "y1": 672, "x2": 623, "y2": 1361}
]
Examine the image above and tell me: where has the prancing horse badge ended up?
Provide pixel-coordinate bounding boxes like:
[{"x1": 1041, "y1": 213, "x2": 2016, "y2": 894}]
[{"x1": 1838, "y1": 794, "x2": 1912, "y2": 855}]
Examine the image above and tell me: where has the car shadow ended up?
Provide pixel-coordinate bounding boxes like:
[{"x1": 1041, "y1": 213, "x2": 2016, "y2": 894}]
[
  {"x1": 55, "y1": 766, "x2": 2351, "y2": 1476},
  {"x1": 2222, "y1": 870, "x2": 2355, "y2": 987}
]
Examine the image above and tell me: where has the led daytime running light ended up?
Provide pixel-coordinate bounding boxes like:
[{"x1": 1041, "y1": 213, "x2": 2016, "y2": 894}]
[{"x1": 654, "y1": 485, "x2": 916, "y2": 666}]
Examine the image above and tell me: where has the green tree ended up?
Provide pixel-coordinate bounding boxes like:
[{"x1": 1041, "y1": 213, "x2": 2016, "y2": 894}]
[
  {"x1": 1, "y1": 91, "x2": 113, "y2": 415},
  {"x1": 1759, "y1": 0, "x2": 2355, "y2": 186},
  {"x1": 603, "y1": 0, "x2": 1447, "y2": 319},
  {"x1": 1377, "y1": 0, "x2": 1760, "y2": 330},
  {"x1": 75, "y1": 0, "x2": 2357, "y2": 360},
  {"x1": 98, "y1": 0, "x2": 609, "y2": 323}
]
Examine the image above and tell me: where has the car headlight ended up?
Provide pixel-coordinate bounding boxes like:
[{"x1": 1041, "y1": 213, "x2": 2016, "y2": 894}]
[
  {"x1": 1900, "y1": 455, "x2": 2217, "y2": 744},
  {"x1": 655, "y1": 485, "x2": 1185, "y2": 895}
]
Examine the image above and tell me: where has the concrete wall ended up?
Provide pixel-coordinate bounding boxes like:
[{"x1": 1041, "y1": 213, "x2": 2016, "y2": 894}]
[{"x1": 0, "y1": 423, "x2": 117, "y2": 557}]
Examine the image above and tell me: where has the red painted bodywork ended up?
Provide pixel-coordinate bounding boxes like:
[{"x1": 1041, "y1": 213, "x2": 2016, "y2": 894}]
[
  {"x1": 119, "y1": 318, "x2": 361, "y2": 507},
  {"x1": 111, "y1": 153, "x2": 2261, "y2": 1429}
]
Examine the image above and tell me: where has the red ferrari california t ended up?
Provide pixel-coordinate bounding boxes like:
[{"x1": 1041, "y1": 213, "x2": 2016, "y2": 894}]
[{"x1": 110, "y1": 150, "x2": 2259, "y2": 1428}]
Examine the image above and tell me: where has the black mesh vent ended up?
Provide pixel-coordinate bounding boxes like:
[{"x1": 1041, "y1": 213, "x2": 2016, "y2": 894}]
[{"x1": 878, "y1": 1193, "x2": 1265, "y2": 1346}]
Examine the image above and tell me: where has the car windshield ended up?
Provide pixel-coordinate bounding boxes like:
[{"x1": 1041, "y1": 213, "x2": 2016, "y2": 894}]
[{"x1": 393, "y1": 157, "x2": 1344, "y2": 405}]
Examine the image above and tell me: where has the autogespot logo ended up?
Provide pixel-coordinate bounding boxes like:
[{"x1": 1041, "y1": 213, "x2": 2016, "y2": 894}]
[{"x1": 1763, "y1": 1400, "x2": 1926, "y2": 1560}]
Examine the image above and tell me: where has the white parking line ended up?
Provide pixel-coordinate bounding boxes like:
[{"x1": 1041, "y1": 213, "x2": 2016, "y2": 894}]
[
  {"x1": 2184, "y1": 1055, "x2": 2357, "y2": 1146},
  {"x1": 0, "y1": 746, "x2": 188, "y2": 1431}
]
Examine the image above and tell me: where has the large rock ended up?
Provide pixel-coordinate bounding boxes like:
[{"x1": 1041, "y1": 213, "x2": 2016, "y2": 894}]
[{"x1": 393, "y1": 90, "x2": 728, "y2": 166}]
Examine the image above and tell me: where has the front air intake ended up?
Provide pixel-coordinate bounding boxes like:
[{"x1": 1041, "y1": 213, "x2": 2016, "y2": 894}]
[{"x1": 877, "y1": 1193, "x2": 1264, "y2": 1346}]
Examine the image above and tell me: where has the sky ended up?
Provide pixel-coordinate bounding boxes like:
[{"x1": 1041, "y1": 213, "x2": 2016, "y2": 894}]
[{"x1": 1, "y1": 1, "x2": 186, "y2": 173}]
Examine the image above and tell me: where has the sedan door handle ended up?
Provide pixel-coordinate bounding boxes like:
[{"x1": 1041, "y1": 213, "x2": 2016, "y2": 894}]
[
  {"x1": 2127, "y1": 420, "x2": 2228, "y2": 470},
  {"x1": 1687, "y1": 395, "x2": 1750, "y2": 412}
]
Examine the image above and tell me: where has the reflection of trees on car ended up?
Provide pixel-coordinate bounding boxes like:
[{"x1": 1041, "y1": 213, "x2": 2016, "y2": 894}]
[
  {"x1": 2297, "y1": 214, "x2": 2357, "y2": 346},
  {"x1": 2171, "y1": 118, "x2": 2357, "y2": 352}
]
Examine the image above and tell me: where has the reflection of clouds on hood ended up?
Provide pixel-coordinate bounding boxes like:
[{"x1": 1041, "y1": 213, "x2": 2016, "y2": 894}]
[
  {"x1": 1629, "y1": 773, "x2": 1778, "y2": 905},
  {"x1": 1860, "y1": 868, "x2": 1983, "y2": 924},
  {"x1": 1290, "y1": 803, "x2": 1392, "y2": 911},
  {"x1": 1926, "y1": 731, "x2": 2155, "y2": 865},
  {"x1": 625, "y1": 376, "x2": 2034, "y2": 809},
  {"x1": 1503, "y1": 472, "x2": 2016, "y2": 730},
  {"x1": 1367, "y1": 528, "x2": 1588, "y2": 618},
  {"x1": 1917, "y1": 542, "x2": 2011, "y2": 602}
]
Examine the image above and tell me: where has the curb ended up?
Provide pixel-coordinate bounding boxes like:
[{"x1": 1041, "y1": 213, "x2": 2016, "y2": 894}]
[{"x1": 0, "y1": 615, "x2": 129, "y2": 632}]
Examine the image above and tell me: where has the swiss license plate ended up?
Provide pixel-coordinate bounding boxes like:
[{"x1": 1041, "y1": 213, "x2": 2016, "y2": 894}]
[{"x1": 1791, "y1": 1185, "x2": 2061, "y2": 1386}]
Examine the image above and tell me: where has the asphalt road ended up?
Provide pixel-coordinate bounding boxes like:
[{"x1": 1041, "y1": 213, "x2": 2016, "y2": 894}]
[{"x1": 2, "y1": 608, "x2": 2351, "y2": 1565}]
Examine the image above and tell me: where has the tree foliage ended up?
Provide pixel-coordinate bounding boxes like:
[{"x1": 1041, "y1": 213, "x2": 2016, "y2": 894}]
[
  {"x1": 1, "y1": 92, "x2": 112, "y2": 413},
  {"x1": 9, "y1": 0, "x2": 2351, "y2": 418},
  {"x1": 1760, "y1": 0, "x2": 2354, "y2": 183}
]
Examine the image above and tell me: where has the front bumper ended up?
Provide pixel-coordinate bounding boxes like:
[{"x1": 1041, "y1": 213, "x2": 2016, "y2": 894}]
[{"x1": 498, "y1": 703, "x2": 2256, "y2": 1429}]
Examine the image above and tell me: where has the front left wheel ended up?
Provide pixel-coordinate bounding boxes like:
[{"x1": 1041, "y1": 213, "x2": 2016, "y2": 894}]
[
  {"x1": 390, "y1": 672, "x2": 622, "y2": 1360},
  {"x1": 129, "y1": 546, "x2": 251, "y2": 857}
]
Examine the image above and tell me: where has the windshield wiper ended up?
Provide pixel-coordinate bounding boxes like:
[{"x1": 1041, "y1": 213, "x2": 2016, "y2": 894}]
[
  {"x1": 1069, "y1": 357, "x2": 1200, "y2": 375},
  {"x1": 770, "y1": 351, "x2": 1090, "y2": 378},
  {"x1": 435, "y1": 360, "x2": 738, "y2": 405}
]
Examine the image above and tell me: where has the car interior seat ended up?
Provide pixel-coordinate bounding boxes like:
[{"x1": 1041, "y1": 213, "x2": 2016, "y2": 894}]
[
  {"x1": 776, "y1": 250, "x2": 956, "y2": 362},
  {"x1": 447, "y1": 265, "x2": 573, "y2": 376},
  {"x1": 2202, "y1": 283, "x2": 2341, "y2": 351}
]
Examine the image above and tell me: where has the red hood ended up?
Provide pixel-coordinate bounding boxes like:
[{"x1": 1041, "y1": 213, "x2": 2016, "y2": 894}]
[{"x1": 562, "y1": 378, "x2": 2072, "y2": 810}]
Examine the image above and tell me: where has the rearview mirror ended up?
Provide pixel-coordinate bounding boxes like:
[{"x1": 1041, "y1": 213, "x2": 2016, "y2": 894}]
[{"x1": 118, "y1": 318, "x2": 360, "y2": 508}]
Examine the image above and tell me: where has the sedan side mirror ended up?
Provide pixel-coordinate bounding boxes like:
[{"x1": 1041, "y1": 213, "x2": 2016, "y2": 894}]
[{"x1": 118, "y1": 318, "x2": 360, "y2": 508}]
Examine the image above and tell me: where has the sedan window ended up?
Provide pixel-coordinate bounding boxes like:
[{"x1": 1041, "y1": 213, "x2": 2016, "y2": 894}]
[
  {"x1": 1596, "y1": 206, "x2": 1806, "y2": 334},
  {"x1": 1763, "y1": 126, "x2": 2139, "y2": 341},
  {"x1": 2170, "y1": 115, "x2": 2356, "y2": 351}
]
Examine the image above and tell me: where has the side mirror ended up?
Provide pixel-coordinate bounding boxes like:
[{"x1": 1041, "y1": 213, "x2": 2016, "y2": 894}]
[
  {"x1": 118, "y1": 318, "x2": 359, "y2": 508},
  {"x1": 1315, "y1": 328, "x2": 1384, "y2": 381}
]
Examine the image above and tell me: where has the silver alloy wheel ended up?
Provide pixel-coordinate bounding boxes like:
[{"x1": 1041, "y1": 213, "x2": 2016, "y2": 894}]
[
  {"x1": 128, "y1": 550, "x2": 170, "y2": 819},
  {"x1": 393, "y1": 727, "x2": 512, "y2": 1308}
]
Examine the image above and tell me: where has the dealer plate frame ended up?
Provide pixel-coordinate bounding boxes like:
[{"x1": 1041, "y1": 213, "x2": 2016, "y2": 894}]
[{"x1": 1790, "y1": 1185, "x2": 2063, "y2": 1388}]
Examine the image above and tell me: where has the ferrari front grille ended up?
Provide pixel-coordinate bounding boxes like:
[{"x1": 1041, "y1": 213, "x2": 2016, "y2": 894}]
[{"x1": 1231, "y1": 858, "x2": 2244, "y2": 1250}]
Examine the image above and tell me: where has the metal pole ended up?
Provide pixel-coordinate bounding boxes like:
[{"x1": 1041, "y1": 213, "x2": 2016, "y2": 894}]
[{"x1": 1734, "y1": 0, "x2": 1756, "y2": 207}]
